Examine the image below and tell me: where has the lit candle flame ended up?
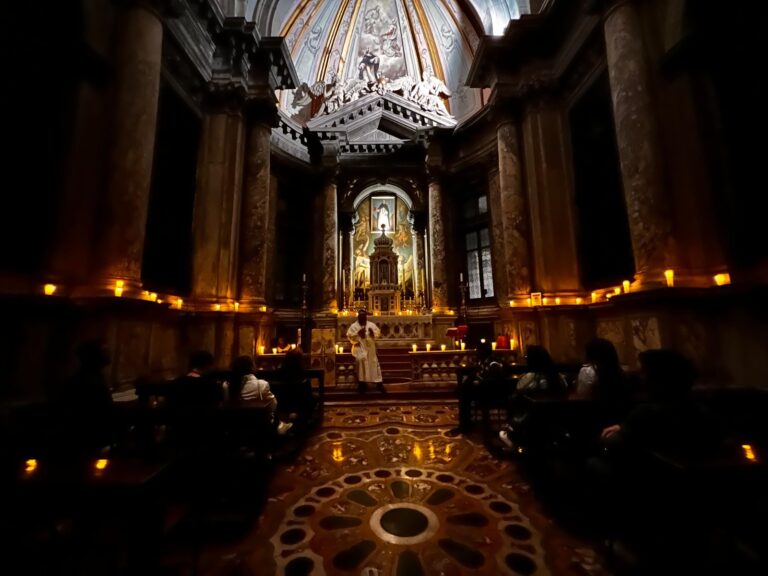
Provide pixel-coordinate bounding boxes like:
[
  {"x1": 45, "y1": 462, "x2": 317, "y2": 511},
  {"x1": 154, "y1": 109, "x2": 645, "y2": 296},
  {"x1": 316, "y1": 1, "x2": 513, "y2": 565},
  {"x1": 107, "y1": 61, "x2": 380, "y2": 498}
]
[
  {"x1": 114, "y1": 280, "x2": 124, "y2": 297},
  {"x1": 94, "y1": 459, "x2": 109, "y2": 471},
  {"x1": 25, "y1": 459, "x2": 38, "y2": 473},
  {"x1": 742, "y1": 444, "x2": 757, "y2": 462},
  {"x1": 664, "y1": 269, "x2": 675, "y2": 287},
  {"x1": 44, "y1": 284, "x2": 56, "y2": 296},
  {"x1": 623, "y1": 280, "x2": 631, "y2": 293}
]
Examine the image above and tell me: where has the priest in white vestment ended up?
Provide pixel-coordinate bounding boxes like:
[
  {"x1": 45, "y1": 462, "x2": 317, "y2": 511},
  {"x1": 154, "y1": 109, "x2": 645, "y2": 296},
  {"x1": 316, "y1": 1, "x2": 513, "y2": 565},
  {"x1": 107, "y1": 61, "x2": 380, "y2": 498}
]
[{"x1": 347, "y1": 309, "x2": 385, "y2": 393}]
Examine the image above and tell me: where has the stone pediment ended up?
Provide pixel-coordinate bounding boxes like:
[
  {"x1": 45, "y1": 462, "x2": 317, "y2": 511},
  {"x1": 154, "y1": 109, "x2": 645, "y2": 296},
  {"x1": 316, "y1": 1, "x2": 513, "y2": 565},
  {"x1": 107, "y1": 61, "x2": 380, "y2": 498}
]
[{"x1": 305, "y1": 92, "x2": 455, "y2": 155}]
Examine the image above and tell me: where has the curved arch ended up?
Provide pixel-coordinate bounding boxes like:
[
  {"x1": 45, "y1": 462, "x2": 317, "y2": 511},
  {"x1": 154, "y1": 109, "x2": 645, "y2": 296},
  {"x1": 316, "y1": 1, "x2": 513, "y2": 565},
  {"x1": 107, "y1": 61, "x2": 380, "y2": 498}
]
[{"x1": 353, "y1": 183, "x2": 413, "y2": 212}]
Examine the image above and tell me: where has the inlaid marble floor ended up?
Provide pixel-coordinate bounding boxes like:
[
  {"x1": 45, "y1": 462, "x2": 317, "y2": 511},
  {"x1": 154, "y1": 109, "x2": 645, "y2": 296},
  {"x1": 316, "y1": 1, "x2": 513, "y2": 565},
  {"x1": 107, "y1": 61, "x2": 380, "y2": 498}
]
[{"x1": 180, "y1": 401, "x2": 611, "y2": 575}]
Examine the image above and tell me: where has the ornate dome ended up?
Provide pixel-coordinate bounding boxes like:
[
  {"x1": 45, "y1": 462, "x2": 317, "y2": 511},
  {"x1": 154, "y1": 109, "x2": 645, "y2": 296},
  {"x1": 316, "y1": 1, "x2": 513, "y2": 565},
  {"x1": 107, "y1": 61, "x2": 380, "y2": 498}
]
[{"x1": 249, "y1": 1, "x2": 530, "y2": 124}]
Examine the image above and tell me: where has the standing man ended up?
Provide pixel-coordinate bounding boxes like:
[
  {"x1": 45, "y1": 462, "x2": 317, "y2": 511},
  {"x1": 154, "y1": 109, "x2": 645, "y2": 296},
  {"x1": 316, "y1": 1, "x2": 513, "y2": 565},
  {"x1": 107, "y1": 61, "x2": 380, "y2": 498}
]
[{"x1": 347, "y1": 309, "x2": 385, "y2": 393}]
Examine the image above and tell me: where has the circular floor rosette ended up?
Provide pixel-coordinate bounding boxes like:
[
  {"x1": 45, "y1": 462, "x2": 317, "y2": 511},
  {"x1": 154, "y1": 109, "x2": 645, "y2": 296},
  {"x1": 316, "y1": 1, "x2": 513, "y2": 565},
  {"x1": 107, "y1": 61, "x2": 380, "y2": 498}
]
[{"x1": 271, "y1": 467, "x2": 546, "y2": 575}]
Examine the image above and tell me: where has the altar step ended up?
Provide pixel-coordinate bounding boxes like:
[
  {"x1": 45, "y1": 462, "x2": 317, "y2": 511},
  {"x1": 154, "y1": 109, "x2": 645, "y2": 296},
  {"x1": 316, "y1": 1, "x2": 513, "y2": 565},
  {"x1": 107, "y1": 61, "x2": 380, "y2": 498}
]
[{"x1": 377, "y1": 348, "x2": 414, "y2": 384}]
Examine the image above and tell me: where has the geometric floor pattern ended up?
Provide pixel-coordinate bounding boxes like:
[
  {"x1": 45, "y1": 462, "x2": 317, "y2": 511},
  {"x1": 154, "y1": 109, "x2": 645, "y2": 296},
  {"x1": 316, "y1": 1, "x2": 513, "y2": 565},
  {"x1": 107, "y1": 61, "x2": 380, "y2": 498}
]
[{"x1": 188, "y1": 401, "x2": 611, "y2": 575}]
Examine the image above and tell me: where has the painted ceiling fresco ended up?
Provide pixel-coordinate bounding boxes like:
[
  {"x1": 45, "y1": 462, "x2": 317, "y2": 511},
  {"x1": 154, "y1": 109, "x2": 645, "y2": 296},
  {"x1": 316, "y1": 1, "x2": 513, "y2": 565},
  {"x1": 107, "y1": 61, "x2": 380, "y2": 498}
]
[{"x1": 250, "y1": 1, "x2": 528, "y2": 124}]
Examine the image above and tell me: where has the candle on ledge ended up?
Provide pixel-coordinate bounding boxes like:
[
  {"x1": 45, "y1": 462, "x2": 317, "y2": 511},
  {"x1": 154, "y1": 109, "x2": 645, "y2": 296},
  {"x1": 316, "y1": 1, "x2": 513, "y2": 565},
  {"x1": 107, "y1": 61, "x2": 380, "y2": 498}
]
[
  {"x1": 412, "y1": 344, "x2": 417, "y2": 352},
  {"x1": 426, "y1": 343, "x2": 431, "y2": 352},
  {"x1": 714, "y1": 273, "x2": 731, "y2": 286},
  {"x1": 576, "y1": 297, "x2": 583, "y2": 305},
  {"x1": 591, "y1": 292, "x2": 597, "y2": 303},
  {"x1": 114, "y1": 280, "x2": 124, "y2": 297},
  {"x1": 460, "y1": 342, "x2": 465, "y2": 351},
  {"x1": 258, "y1": 345, "x2": 265, "y2": 355},
  {"x1": 302, "y1": 273, "x2": 306, "y2": 282},
  {"x1": 441, "y1": 344, "x2": 446, "y2": 351},
  {"x1": 339, "y1": 346, "x2": 344, "y2": 354},
  {"x1": 272, "y1": 348, "x2": 278, "y2": 355},
  {"x1": 614, "y1": 287, "x2": 621, "y2": 295},
  {"x1": 623, "y1": 280, "x2": 631, "y2": 293},
  {"x1": 555, "y1": 297, "x2": 561, "y2": 305},
  {"x1": 460, "y1": 272, "x2": 463, "y2": 282},
  {"x1": 664, "y1": 269, "x2": 675, "y2": 287},
  {"x1": 335, "y1": 344, "x2": 339, "y2": 354},
  {"x1": 44, "y1": 283, "x2": 56, "y2": 296},
  {"x1": 510, "y1": 338, "x2": 516, "y2": 350},
  {"x1": 492, "y1": 342, "x2": 497, "y2": 350}
]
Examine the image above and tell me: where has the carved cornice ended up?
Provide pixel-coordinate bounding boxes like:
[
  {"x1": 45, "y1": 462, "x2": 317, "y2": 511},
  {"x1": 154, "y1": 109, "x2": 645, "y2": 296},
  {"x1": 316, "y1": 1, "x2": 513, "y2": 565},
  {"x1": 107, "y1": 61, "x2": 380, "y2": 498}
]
[{"x1": 303, "y1": 92, "x2": 454, "y2": 160}]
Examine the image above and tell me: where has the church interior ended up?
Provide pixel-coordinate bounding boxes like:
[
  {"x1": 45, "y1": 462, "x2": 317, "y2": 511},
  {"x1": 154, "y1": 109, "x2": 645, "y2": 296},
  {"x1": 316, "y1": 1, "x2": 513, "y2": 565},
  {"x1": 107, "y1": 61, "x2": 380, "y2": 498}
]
[{"x1": 2, "y1": 0, "x2": 767, "y2": 574}]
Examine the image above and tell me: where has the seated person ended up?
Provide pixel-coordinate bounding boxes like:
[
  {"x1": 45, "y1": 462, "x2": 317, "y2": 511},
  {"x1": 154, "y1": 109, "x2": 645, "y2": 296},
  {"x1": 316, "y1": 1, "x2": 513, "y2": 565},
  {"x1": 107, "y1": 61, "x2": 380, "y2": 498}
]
[
  {"x1": 499, "y1": 345, "x2": 567, "y2": 450},
  {"x1": 276, "y1": 337, "x2": 292, "y2": 353},
  {"x1": 272, "y1": 348, "x2": 317, "y2": 426},
  {"x1": 515, "y1": 345, "x2": 568, "y2": 395},
  {"x1": 452, "y1": 341, "x2": 503, "y2": 434},
  {"x1": 230, "y1": 356, "x2": 292, "y2": 435},
  {"x1": 169, "y1": 350, "x2": 223, "y2": 408},
  {"x1": 574, "y1": 338, "x2": 630, "y2": 424},
  {"x1": 56, "y1": 339, "x2": 115, "y2": 458}
]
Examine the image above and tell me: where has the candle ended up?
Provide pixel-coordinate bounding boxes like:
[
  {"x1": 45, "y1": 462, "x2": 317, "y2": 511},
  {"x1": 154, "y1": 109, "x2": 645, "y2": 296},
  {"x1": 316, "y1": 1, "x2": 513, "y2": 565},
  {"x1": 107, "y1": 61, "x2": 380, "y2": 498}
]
[
  {"x1": 258, "y1": 345, "x2": 265, "y2": 355},
  {"x1": 614, "y1": 287, "x2": 621, "y2": 295},
  {"x1": 492, "y1": 342, "x2": 497, "y2": 350},
  {"x1": 510, "y1": 338, "x2": 516, "y2": 350},
  {"x1": 177, "y1": 298, "x2": 184, "y2": 309},
  {"x1": 412, "y1": 344, "x2": 417, "y2": 352},
  {"x1": 623, "y1": 280, "x2": 631, "y2": 293},
  {"x1": 460, "y1": 272, "x2": 463, "y2": 282},
  {"x1": 509, "y1": 300, "x2": 514, "y2": 307},
  {"x1": 543, "y1": 297, "x2": 548, "y2": 305},
  {"x1": 576, "y1": 297, "x2": 583, "y2": 305},
  {"x1": 426, "y1": 343, "x2": 431, "y2": 352},
  {"x1": 335, "y1": 344, "x2": 339, "y2": 354},
  {"x1": 44, "y1": 284, "x2": 56, "y2": 296},
  {"x1": 272, "y1": 348, "x2": 277, "y2": 355},
  {"x1": 94, "y1": 459, "x2": 109, "y2": 472},
  {"x1": 664, "y1": 269, "x2": 675, "y2": 287},
  {"x1": 591, "y1": 292, "x2": 597, "y2": 303},
  {"x1": 441, "y1": 344, "x2": 446, "y2": 351},
  {"x1": 555, "y1": 297, "x2": 561, "y2": 305},
  {"x1": 714, "y1": 273, "x2": 731, "y2": 286},
  {"x1": 114, "y1": 280, "x2": 124, "y2": 297},
  {"x1": 460, "y1": 342, "x2": 465, "y2": 351},
  {"x1": 339, "y1": 346, "x2": 344, "y2": 354},
  {"x1": 233, "y1": 301, "x2": 239, "y2": 312},
  {"x1": 214, "y1": 303, "x2": 221, "y2": 311}
]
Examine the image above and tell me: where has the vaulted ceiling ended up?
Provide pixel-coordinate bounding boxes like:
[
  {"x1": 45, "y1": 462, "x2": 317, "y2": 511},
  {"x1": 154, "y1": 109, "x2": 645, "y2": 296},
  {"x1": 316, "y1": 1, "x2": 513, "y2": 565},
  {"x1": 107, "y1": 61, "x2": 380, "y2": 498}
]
[{"x1": 249, "y1": 1, "x2": 530, "y2": 123}]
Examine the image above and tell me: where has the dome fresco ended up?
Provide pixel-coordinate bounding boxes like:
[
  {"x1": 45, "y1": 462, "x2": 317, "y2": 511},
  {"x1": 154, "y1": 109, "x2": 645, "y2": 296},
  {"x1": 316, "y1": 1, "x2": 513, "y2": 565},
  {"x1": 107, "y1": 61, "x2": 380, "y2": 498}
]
[{"x1": 250, "y1": 1, "x2": 528, "y2": 123}]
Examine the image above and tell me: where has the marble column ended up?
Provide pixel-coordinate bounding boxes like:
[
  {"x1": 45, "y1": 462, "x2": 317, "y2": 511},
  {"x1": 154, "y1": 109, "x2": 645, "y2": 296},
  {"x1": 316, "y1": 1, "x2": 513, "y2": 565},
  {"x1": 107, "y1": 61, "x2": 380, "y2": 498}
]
[
  {"x1": 428, "y1": 178, "x2": 448, "y2": 311},
  {"x1": 521, "y1": 100, "x2": 581, "y2": 293},
  {"x1": 497, "y1": 120, "x2": 532, "y2": 296},
  {"x1": 191, "y1": 108, "x2": 245, "y2": 302},
  {"x1": 487, "y1": 165, "x2": 510, "y2": 303},
  {"x1": 96, "y1": 3, "x2": 163, "y2": 284},
  {"x1": 604, "y1": 0, "x2": 674, "y2": 286},
  {"x1": 239, "y1": 119, "x2": 272, "y2": 306},
  {"x1": 321, "y1": 180, "x2": 338, "y2": 311}
]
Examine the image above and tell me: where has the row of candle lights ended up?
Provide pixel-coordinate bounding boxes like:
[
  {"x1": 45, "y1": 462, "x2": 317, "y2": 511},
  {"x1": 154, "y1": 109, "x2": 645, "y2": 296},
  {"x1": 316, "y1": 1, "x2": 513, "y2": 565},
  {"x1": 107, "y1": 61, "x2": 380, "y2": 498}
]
[
  {"x1": 40, "y1": 271, "x2": 734, "y2": 305},
  {"x1": 257, "y1": 344, "x2": 297, "y2": 355},
  {"x1": 505, "y1": 271, "x2": 733, "y2": 308}
]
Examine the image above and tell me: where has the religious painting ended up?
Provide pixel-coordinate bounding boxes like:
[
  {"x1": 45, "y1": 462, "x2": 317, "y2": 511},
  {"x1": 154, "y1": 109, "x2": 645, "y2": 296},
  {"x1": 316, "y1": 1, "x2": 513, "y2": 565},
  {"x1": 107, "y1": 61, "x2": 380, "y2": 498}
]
[
  {"x1": 352, "y1": 1, "x2": 407, "y2": 83},
  {"x1": 371, "y1": 196, "x2": 396, "y2": 232}
]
